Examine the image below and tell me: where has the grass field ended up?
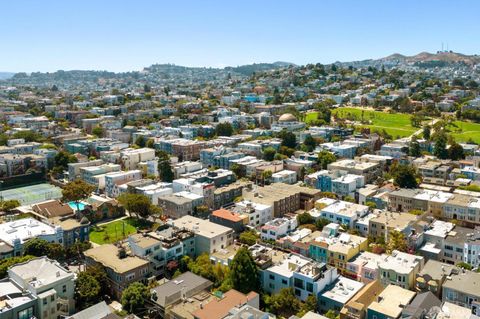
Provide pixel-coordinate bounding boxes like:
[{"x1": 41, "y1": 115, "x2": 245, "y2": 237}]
[
  {"x1": 306, "y1": 107, "x2": 417, "y2": 138},
  {"x1": 89, "y1": 218, "x2": 138, "y2": 244},
  {"x1": 448, "y1": 121, "x2": 480, "y2": 143}
]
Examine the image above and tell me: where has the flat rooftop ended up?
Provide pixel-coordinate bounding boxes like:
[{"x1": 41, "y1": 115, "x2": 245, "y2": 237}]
[{"x1": 171, "y1": 215, "x2": 233, "y2": 238}]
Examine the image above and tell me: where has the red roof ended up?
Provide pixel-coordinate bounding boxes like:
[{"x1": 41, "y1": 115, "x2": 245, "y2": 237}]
[{"x1": 211, "y1": 209, "x2": 243, "y2": 223}]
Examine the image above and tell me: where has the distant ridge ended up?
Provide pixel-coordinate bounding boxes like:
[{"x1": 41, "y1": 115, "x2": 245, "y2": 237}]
[
  {"x1": 0, "y1": 72, "x2": 15, "y2": 80},
  {"x1": 381, "y1": 51, "x2": 480, "y2": 64}
]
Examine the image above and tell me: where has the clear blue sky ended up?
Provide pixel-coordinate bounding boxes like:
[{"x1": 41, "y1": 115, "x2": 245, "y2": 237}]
[{"x1": 2, "y1": 0, "x2": 480, "y2": 72}]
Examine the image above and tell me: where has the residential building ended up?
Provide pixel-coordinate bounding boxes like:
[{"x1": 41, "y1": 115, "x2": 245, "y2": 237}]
[
  {"x1": 345, "y1": 251, "x2": 385, "y2": 283},
  {"x1": 7, "y1": 257, "x2": 76, "y2": 318},
  {"x1": 262, "y1": 254, "x2": 338, "y2": 302},
  {"x1": 318, "y1": 276, "x2": 365, "y2": 314},
  {"x1": 260, "y1": 217, "x2": 298, "y2": 241},
  {"x1": 366, "y1": 284, "x2": 416, "y2": 319},
  {"x1": 442, "y1": 268, "x2": 480, "y2": 310},
  {"x1": 84, "y1": 244, "x2": 150, "y2": 299},
  {"x1": 169, "y1": 215, "x2": 234, "y2": 255},
  {"x1": 191, "y1": 290, "x2": 260, "y2": 319},
  {"x1": 209, "y1": 209, "x2": 248, "y2": 234},
  {"x1": 378, "y1": 250, "x2": 424, "y2": 289},
  {"x1": 415, "y1": 260, "x2": 459, "y2": 298},
  {"x1": 340, "y1": 280, "x2": 384, "y2": 319}
]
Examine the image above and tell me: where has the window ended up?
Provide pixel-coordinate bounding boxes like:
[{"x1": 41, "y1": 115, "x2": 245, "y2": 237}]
[
  {"x1": 43, "y1": 298, "x2": 48, "y2": 305},
  {"x1": 282, "y1": 279, "x2": 288, "y2": 285},
  {"x1": 306, "y1": 282, "x2": 314, "y2": 292},
  {"x1": 17, "y1": 307, "x2": 33, "y2": 319},
  {"x1": 269, "y1": 274, "x2": 275, "y2": 280},
  {"x1": 51, "y1": 295, "x2": 55, "y2": 302},
  {"x1": 62, "y1": 285, "x2": 67, "y2": 293}
]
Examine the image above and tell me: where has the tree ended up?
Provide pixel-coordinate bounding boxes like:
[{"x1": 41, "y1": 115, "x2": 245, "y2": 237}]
[
  {"x1": 121, "y1": 282, "x2": 151, "y2": 314},
  {"x1": 265, "y1": 288, "x2": 302, "y2": 318},
  {"x1": 433, "y1": 131, "x2": 448, "y2": 159},
  {"x1": 263, "y1": 147, "x2": 276, "y2": 161},
  {"x1": 75, "y1": 272, "x2": 101, "y2": 309},
  {"x1": 366, "y1": 201, "x2": 377, "y2": 210},
  {"x1": 23, "y1": 238, "x2": 65, "y2": 260},
  {"x1": 0, "y1": 255, "x2": 35, "y2": 279},
  {"x1": 261, "y1": 170, "x2": 272, "y2": 185},
  {"x1": 54, "y1": 150, "x2": 78, "y2": 171},
  {"x1": 62, "y1": 179, "x2": 95, "y2": 212},
  {"x1": 448, "y1": 142, "x2": 465, "y2": 160},
  {"x1": 0, "y1": 199, "x2": 20, "y2": 213},
  {"x1": 92, "y1": 126, "x2": 104, "y2": 138},
  {"x1": 318, "y1": 150, "x2": 336, "y2": 169},
  {"x1": 135, "y1": 135, "x2": 146, "y2": 147},
  {"x1": 422, "y1": 125, "x2": 431, "y2": 140},
  {"x1": 303, "y1": 134, "x2": 317, "y2": 152},
  {"x1": 315, "y1": 218, "x2": 330, "y2": 230},
  {"x1": 409, "y1": 138, "x2": 422, "y2": 157},
  {"x1": 279, "y1": 130, "x2": 296, "y2": 149},
  {"x1": 239, "y1": 230, "x2": 258, "y2": 245},
  {"x1": 297, "y1": 212, "x2": 314, "y2": 225},
  {"x1": 229, "y1": 247, "x2": 259, "y2": 294},
  {"x1": 325, "y1": 309, "x2": 339, "y2": 319},
  {"x1": 215, "y1": 122, "x2": 234, "y2": 137},
  {"x1": 297, "y1": 295, "x2": 317, "y2": 317},
  {"x1": 393, "y1": 164, "x2": 418, "y2": 188},
  {"x1": 117, "y1": 193, "x2": 152, "y2": 219},
  {"x1": 146, "y1": 138, "x2": 155, "y2": 149},
  {"x1": 386, "y1": 230, "x2": 407, "y2": 254},
  {"x1": 230, "y1": 163, "x2": 244, "y2": 178},
  {"x1": 157, "y1": 151, "x2": 174, "y2": 183}
]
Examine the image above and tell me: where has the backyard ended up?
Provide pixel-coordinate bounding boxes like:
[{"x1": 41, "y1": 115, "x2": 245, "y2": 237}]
[{"x1": 89, "y1": 218, "x2": 153, "y2": 244}]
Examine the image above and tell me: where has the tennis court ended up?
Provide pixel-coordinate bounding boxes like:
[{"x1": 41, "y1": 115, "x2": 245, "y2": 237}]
[{"x1": 0, "y1": 183, "x2": 63, "y2": 205}]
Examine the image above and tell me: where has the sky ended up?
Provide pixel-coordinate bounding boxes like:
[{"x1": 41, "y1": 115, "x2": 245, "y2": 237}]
[{"x1": 2, "y1": 0, "x2": 480, "y2": 72}]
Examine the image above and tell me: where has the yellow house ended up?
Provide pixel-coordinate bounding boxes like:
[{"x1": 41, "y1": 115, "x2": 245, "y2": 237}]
[{"x1": 326, "y1": 233, "x2": 368, "y2": 273}]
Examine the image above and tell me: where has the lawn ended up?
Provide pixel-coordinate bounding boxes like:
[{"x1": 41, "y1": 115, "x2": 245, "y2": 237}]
[
  {"x1": 332, "y1": 107, "x2": 418, "y2": 138},
  {"x1": 448, "y1": 121, "x2": 480, "y2": 143},
  {"x1": 89, "y1": 218, "x2": 140, "y2": 244}
]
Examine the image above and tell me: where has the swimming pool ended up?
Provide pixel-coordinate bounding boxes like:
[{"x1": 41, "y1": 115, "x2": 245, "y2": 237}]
[{"x1": 68, "y1": 201, "x2": 86, "y2": 211}]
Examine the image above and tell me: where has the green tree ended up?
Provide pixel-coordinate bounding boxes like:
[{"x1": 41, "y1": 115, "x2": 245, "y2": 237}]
[
  {"x1": 229, "y1": 247, "x2": 260, "y2": 294},
  {"x1": 261, "y1": 170, "x2": 273, "y2": 185},
  {"x1": 433, "y1": 131, "x2": 448, "y2": 159},
  {"x1": 146, "y1": 138, "x2": 155, "y2": 148},
  {"x1": 135, "y1": 135, "x2": 146, "y2": 147},
  {"x1": 0, "y1": 255, "x2": 35, "y2": 279},
  {"x1": 303, "y1": 134, "x2": 317, "y2": 152},
  {"x1": 92, "y1": 126, "x2": 104, "y2": 138},
  {"x1": 0, "y1": 200, "x2": 21, "y2": 213},
  {"x1": 409, "y1": 138, "x2": 422, "y2": 157},
  {"x1": 215, "y1": 122, "x2": 234, "y2": 137},
  {"x1": 265, "y1": 288, "x2": 302, "y2": 318},
  {"x1": 263, "y1": 147, "x2": 276, "y2": 161},
  {"x1": 315, "y1": 218, "x2": 331, "y2": 230},
  {"x1": 75, "y1": 272, "x2": 101, "y2": 309},
  {"x1": 297, "y1": 295, "x2": 317, "y2": 317},
  {"x1": 121, "y1": 282, "x2": 151, "y2": 314},
  {"x1": 230, "y1": 163, "x2": 244, "y2": 178},
  {"x1": 325, "y1": 309, "x2": 339, "y2": 319},
  {"x1": 117, "y1": 193, "x2": 153, "y2": 219},
  {"x1": 239, "y1": 230, "x2": 258, "y2": 246},
  {"x1": 448, "y1": 142, "x2": 465, "y2": 160},
  {"x1": 422, "y1": 125, "x2": 431, "y2": 140},
  {"x1": 393, "y1": 164, "x2": 418, "y2": 188},
  {"x1": 62, "y1": 179, "x2": 95, "y2": 212},
  {"x1": 158, "y1": 151, "x2": 174, "y2": 183},
  {"x1": 279, "y1": 130, "x2": 296, "y2": 149},
  {"x1": 54, "y1": 150, "x2": 78, "y2": 171},
  {"x1": 23, "y1": 238, "x2": 65, "y2": 260},
  {"x1": 317, "y1": 150, "x2": 336, "y2": 169},
  {"x1": 386, "y1": 230, "x2": 407, "y2": 254},
  {"x1": 297, "y1": 212, "x2": 314, "y2": 225}
]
